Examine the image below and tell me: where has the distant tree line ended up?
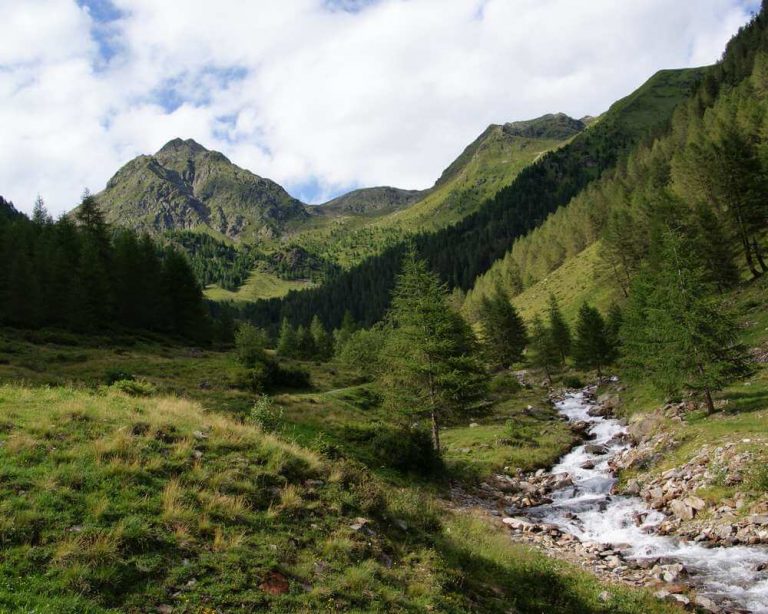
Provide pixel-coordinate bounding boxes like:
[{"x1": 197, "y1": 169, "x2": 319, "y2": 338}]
[{"x1": 0, "y1": 194, "x2": 209, "y2": 341}]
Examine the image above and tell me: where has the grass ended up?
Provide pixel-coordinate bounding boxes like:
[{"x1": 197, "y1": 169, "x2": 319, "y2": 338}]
[
  {"x1": 0, "y1": 358, "x2": 675, "y2": 612},
  {"x1": 204, "y1": 269, "x2": 313, "y2": 302},
  {"x1": 513, "y1": 242, "x2": 618, "y2": 322}
]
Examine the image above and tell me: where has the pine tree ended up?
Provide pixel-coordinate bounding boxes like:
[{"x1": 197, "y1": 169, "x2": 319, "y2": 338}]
[
  {"x1": 529, "y1": 316, "x2": 560, "y2": 386},
  {"x1": 605, "y1": 303, "x2": 623, "y2": 360},
  {"x1": 622, "y1": 230, "x2": 750, "y2": 414},
  {"x1": 276, "y1": 318, "x2": 298, "y2": 358},
  {"x1": 572, "y1": 303, "x2": 613, "y2": 377},
  {"x1": 380, "y1": 251, "x2": 487, "y2": 455},
  {"x1": 478, "y1": 284, "x2": 528, "y2": 369},
  {"x1": 161, "y1": 248, "x2": 209, "y2": 341},
  {"x1": 31, "y1": 195, "x2": 52, "y2": 225},
  {"x1": 310, "y1": 315, "x2": 333, "y2": 361},
  {"x1": 333, "y1": 310, "x2": 357, "y2": 356},
  {"x1": 547, "y1": 294, "x2": 571, "y2": 365},
  {"x1": 296, "y1": 325, "x2": 316, "y2": 359},
  {"x1": 234, "y1": 323, "x2": 270, "y2": 368}
]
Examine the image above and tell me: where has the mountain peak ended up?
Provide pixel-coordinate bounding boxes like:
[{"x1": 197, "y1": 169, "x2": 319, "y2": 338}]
[
  {"x1": 156, "y1": 138, "x2": 208, "y2": 157},
  {"x1": 501, "y1": 113, "x2": 585, "y2": 140}
]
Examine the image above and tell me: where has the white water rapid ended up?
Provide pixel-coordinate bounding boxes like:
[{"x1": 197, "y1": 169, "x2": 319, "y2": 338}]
[{"x1": 523, "y1": 390, "x2": 768, "y2": 612}]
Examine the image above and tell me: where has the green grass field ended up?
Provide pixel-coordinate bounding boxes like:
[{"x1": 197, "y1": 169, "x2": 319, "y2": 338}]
[
  {"x1": 0, "y1": 329, "x2": 676, "y2": 612},
  {"x1": 204, "y1": 270, "x2": 313, "y2": 302}
]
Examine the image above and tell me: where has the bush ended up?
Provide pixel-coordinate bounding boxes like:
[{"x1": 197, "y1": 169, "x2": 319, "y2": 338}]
[
  {"x1": 249, "y1": 395, "x2": 283, "y2": 432},
  {"x1": 337, "y1": 326, "x2": 386, "y2": 378},
  {"x1": 111, "y1": 379, "x2": 157, "y2": 397},
  {"x1": 234, "y1": 323, "x2": 270, "y2": 368},
  {"x1": 489, "y1": 374, "x2": 523, "y2": 395},
  {"x1": 370, "y1": 426, "x2": 441, "y2": 474},
  {"x1": 272, "y1": 364, "x2": 311, "y2": 389},
  {"x1": 562, "y1": 375, "x2": 584, "y2": 389},
  {"x1": 105, "y1": 369, "x2": 135, "y2": 385}
]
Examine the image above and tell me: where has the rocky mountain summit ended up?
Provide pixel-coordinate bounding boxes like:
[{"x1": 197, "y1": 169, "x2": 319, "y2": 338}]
[{"x1": 94, "y1": 138, "x2": 308, "y2": 241}]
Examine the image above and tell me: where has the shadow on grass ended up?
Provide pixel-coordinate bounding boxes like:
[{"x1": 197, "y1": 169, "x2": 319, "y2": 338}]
[{"x1": 723, "y1": 388, "x2": 768, "y2": 414}]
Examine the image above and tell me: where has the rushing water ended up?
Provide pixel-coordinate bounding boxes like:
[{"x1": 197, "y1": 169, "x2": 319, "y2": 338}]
[{"x1": 524, "y1": 390, "x2": 768, "y2": 613}]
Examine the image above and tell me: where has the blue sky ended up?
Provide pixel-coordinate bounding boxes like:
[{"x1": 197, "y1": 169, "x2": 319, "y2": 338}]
[{"x1": 0, "y1": 0, "x2": 760, "y2": 214}]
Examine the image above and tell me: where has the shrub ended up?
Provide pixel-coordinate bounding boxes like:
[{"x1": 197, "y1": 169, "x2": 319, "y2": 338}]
[
  {"x1": 249, "y1": 395, "x2": 283, "y2": 432},
  {"x1": 111, "y1": 379, "x2": 157, "y2": 397},
  {"x1": 234, "y1": 323, "x2": 270, "y2": 368},
  {"x1": 104, "y1": 369, "x2": 134, "y2": 385},
  {"x1": 272, "y1": 364, "x2": 311, "y2": 389},
  {"x1": 489, "y1": 374, "x2": 523, "y2": 395},
  {"x1": 370, "y1": 426, "x2": 441, "y2": 474},
  {"x1": 562, "y1": 375, "x2": 584, "y2": 389}
]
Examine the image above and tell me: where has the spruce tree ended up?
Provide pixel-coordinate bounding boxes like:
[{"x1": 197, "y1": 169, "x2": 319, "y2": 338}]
[
  {"x1": 380, "y1": 251, "x2": 486, "y2": 455},
  {"x1": 529, "y1": 316, "x2": 560, "y2": 386},
  {"x1": 478, "y1": 285, "x2": 528, "y2": 369},
  {"x1": 333, "y1": 310, "x2": 357, "y2": 355},
  {"x1": 622, "y1": 230, "x2": 749, "y2": 414},
  {"x1": 547, "y1": 294, "x2": 571, "y2": 365},
  {"x1": 572, "y1": 303, "x2": 613, "y2": 378},
  {"x1": 295, "y1": 325, "x2": 315, "y2": 359},
  {"x1": 310, "y1": 315, "x2": 333, "y2": 361},
  {"x1": 276, "y1": 318, "x2": 298, "y2": 358}
]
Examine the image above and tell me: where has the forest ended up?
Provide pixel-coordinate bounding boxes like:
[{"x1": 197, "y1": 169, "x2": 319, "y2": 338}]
[{"x1": 0, "y1": 195, "x2": 210, "y2": 341}]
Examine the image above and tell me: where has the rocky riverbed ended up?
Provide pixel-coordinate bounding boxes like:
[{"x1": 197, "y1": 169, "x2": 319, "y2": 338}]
[{"x1": 451, "y1": 387, "x2": 768, "y2": 613}]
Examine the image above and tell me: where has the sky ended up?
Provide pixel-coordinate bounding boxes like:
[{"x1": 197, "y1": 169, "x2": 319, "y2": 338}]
[{"x1": 0, "y1": 0, "x2": 761, "y2": 215}]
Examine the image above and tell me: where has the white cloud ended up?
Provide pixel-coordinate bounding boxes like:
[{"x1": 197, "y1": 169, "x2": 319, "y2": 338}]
[{"x1": 0, "y1": 0, "x2": 758, "y2": 214}]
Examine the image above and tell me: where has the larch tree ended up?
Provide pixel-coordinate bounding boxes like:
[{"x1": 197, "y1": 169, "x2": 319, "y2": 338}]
[
  {"x1": 547, "y1": 294, "x2": 572, "y2": 365},
  {"x1": 380, "y1": 250, "x2": 487, "y2": 455},
  {"x1": 572, "y1": 303, "x2": 614, "y2": 378},
  {"x1": 621, "y1": 229, "x2": 749, "y2": 414},
  {"x1": 478, "y1": 284, "x2": 528, "y2": 369}
]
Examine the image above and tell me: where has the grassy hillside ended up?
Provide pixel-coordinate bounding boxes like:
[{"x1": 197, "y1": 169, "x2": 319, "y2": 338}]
[
  {"x1": 510, "y1": 242, "x2": 618, "y2": 322},
  {"x1": 0, "y1": 332, "x2": 674, "y2": 613},
  {"x1": 204, "y1": 270, "x2": 313, "y2": 302},
  {"x1": 286, "y1": 118, "x2": 578, "y2": 274}
]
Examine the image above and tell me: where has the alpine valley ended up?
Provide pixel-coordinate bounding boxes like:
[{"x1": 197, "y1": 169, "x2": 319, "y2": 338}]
[{"x1": 1, "y1": 3, "x2": 768, "y2": 613}]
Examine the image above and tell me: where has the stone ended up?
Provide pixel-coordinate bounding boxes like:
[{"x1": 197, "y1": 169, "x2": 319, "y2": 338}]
[
  {"x1": 585, "y1": 444, "x2": 608, "y2": 455},
  {"x1": 581, "y1": 460, "x2": 595, "y2": 470},
  {"x1": 469, "y1": 422, "x2": 479, "y2": 428},
  {"x1": 502, "y1": 517, "x2": 533, "y2": 530},
  {"x1": 192, "y1": 430, "x2": 208, "y2": 440},
  {"x1": 693, "y1": 595, "x2": 720, "y2": 613},
  {"x1": 350, "y1": 517, "x2": 370, "y2": 531},
  {"x1": 684, "y1": 495, "x2": 706, "y2": 511},
  {"x1": 669, "y1": 499, "x2": 695, "y2": 521},
  {"x1": 598, "y1": 591, "x2": 610, "y2": 602}
]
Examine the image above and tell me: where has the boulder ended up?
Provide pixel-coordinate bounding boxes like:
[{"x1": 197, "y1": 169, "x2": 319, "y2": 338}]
[{"x1": 669, "y1": 499, "x2": 695, "y2": 521}]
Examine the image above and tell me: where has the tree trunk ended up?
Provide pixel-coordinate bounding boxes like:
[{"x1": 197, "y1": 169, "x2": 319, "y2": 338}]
[
  {"x1": 430, "y1": 410, "x2": 441, "y2": 455},
  {"x1": 753, "y1": 239, "x2": 768, "y2": 273},
  {"x1": 703, "y1": 388, "x2": 715, "y2": 415}
]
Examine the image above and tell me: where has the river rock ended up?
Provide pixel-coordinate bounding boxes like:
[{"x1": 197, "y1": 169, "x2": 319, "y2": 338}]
[
  {"x1": 585, "y1": 444, "x2": 609, "y2": 455},
  {"x1": 669, "y1": 499, "x2": 695, "y2": 520}
]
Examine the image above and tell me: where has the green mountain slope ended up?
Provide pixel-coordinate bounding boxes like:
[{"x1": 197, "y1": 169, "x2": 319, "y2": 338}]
[
  {"x1": 378, "y1": 115, "x2": 583, "y2": 231},
  {"x1": 316, "y1": 186, "x2": 423, "y2": 216},
  {"x1": 94, "y1": 138, "x2": 308, "y2": 241},
  {"x1": 287, "y1": 114, "x2": 584, "y2": 271},
  {"x1": 249, "y1": 66, "x2": 705, "y2": 329}
]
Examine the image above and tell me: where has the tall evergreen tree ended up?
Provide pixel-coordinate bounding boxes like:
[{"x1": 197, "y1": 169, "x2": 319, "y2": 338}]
[
  {"x1": 529, "y1": 316, "x2": 560, "y2": 386},
  {"x1": 310, "y1": 315, "x2": 333, "y2": 361},
  {"x1": 333, "y1": 310, "x2": 357, "y2": 355},
  {"x1": 276, "y1": 318, "x2": 298, "y2": 358},
  {"x1": 478, "y1": 285, "x2": 528, "y2": 369},
  {"x1": 380, "y1": 251, "x2": 487, "y2": 454},
  {"x1": 547, "y1": 294, "x2": 571, "y2": 365},
  {"x1": 622, "y1": 230, "x2": 749, "y2": 414},
  {"x1": 572, "y1": 303, "x2": 614, "y2": 378},
  {"x1": 296, "y1": 325, "x2": 316, "y2": 360}
]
